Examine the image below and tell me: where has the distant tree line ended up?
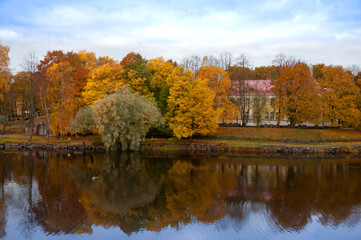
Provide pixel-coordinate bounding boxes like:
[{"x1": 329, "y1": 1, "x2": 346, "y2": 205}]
[{"x1": 0, "y1": 41, "x2": 360, "y2": 149}]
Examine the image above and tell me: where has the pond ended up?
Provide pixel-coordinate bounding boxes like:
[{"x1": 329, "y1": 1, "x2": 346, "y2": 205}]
[{"x1": 0, "y1": 151, "x2": 360, "y2": 240}]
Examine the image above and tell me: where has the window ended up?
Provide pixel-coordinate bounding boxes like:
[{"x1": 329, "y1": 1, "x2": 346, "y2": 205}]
[
  {"x1": 245, "y1": 99, "x2": 250, "y2": 107},
  {"x1": 265, "y1": 112, "x2": 269, "y2": 120},
  {"x1": 270, "y1": 98, "x2": 275, "y2": 107},
  {"x1": 270, "y1": 112, "x2": 275, "y2": 120}
]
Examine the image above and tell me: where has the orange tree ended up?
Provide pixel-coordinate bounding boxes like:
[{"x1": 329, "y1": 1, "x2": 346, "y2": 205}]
[
  {"x1": 274, "y1": 62, "x2": 320, "y2": 126},
  {"x1": 197, "y1": 66, "x2": 238, "y2": 123},
  {"x1": 317, "y1": 66, "x2": 360, "y2": 127}
]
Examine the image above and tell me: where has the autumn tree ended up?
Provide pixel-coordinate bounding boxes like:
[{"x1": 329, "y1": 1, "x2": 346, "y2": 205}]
[
  {"x1": 37, "y1": 50, "x2": 70, "y2": 141},
  {"x1": 197, "y1": 66, "x2": 238, "y2": 123},
  {"x1": 317, "y1": 66, "x2": 360, "y2": 127},
  {"x1": 167, "y1": 70, "x2": 220, "y2": 138},
  {"x1": 228, "y1": 54, "x2": 255, "y2": 126},
  {"x1": 121, "y1": 53, "x2": 153, "y2": 100},
  {"x1": 0, "y1": 42, "x2": 11, "y2": 132},
  {"x1": 146, "y1": 57, "x2": 174, "y2": 114},
  {"x1": 47, "y1": 61, "x2": 76, "y2": 139},
  {"x1": 13, "y1": 71, "x2": 31, "y2": 117},
  {"x1": 274, "y1": 62, "x2": 320, "y2": 126},
  {"x1": 92, "y1": 86, "x2": 162, "y2": 151},
  {"x1": 82, "y1": 63, "x2": 125, "y2": 106}
]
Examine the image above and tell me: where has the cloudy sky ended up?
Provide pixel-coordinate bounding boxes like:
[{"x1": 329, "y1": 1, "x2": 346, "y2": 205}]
[{"x1": 0, "y1": 0, "x2": 360, "y2": 72}]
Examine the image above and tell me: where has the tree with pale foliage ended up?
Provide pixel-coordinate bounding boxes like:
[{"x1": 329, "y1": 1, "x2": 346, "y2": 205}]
[
  {"x1": 82, "y1": 63, "x2": 125, "y2": 106},
  {"x1": 167, "y1": 70, "x2": 220, "y2": 139},
  {"x1": 21, "y1": 52, "x2": 38, "y2": 141},
  {"x1": 70, "y1": 106, "x2": 96, "y2": 135},
  {"x1": 274, "y1": 62, "x2": 320, "y2": 126},
  {"x1": 92, "y1": 86, "x2": 162, "y2": 151}
]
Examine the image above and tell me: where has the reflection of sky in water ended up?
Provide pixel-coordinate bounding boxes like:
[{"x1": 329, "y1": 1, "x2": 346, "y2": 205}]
[
  {"x1": 1, "y1": 152, "x2": 361, "y2": 240},
  {"x1": 5, "y1": 214, "x2": 360, "y2": 240},
  {"x1": 2, "y1": 186, "x2": 361, "y2": 240}
]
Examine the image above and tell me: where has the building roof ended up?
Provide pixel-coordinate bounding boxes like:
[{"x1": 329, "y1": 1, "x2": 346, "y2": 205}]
[{"x1": 230, "y1": 79, "x2": 274, "y2": 95}]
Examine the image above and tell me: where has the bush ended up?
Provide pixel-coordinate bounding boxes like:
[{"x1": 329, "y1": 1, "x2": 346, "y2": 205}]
[{"x1": 92, "y1": 86, "x2": 162, "y2": 151}]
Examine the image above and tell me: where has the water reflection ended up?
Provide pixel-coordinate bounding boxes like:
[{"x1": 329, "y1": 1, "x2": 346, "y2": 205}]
[{"x1": 0, "y1": 152, "x2": 360, "y2": 239}]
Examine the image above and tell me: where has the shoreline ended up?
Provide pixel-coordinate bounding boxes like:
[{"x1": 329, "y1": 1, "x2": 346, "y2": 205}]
[{"x1": 1, "y1": 141, "x2": 361, "y2": 157}]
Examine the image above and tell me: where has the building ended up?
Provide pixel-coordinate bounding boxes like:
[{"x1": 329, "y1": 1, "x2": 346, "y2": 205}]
[{"x1": 229, "y1": 79, "x2": 317, "y2": 127}]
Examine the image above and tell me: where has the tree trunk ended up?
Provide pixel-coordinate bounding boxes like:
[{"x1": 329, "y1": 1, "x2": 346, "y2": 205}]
[
  {"x1": 29, "y1": 73, "x2": 34, "y2": 142},
  {"x1": 2, "y1": 87, "x2": 7, "y2": 134}
]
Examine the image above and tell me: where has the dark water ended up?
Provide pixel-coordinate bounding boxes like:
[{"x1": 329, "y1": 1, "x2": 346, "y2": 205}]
[{"x1": 0, "y1": 151, "x2": 360, "y2": 240}]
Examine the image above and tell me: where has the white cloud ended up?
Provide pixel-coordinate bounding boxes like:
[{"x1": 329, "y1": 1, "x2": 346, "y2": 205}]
[{"x1": 1, "y1": 0, "x2": 360, "y2": 72}]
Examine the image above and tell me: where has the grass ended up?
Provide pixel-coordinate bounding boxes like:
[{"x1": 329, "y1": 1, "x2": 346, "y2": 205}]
[
  {"x1": 0, "y1": 134, "x2": 103, "y2": 146},
  {"x1": 0, "y1": 126, "x2": 361, "y2": 148},
  {"x1": 209, "y1": 127, "x2": 361, "y2": 142}
]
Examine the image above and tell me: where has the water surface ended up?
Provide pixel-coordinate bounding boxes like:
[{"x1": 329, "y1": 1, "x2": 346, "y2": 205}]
[{"x1": 0, "y1": 151, "x2": 360, "y2": 239}]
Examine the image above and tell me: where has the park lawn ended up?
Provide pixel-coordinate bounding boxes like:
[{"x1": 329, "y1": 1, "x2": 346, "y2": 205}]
[
  {"x1": 0, "y1": 126, "x2": 361, "y2": 147},
  {"x1": 210, "y1": 127, "x2": 361, "y2": 142},
  {"x1": 0, "y1": 134, "x2": 103, "y2": 146}
]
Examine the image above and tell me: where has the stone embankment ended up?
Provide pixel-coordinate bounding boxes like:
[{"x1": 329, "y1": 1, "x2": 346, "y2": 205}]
[
  {"x1": 1, "y1": 142, "x2": 361, "y2": 156},
  {"x1": 0, "y1": 142, "x2": 105, "y2": 151}
]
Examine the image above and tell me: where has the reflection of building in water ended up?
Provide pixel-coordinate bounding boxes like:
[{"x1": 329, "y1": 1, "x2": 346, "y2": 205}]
[{"x1": 0, "y1": 152, "x2": 360, "y2": 237}]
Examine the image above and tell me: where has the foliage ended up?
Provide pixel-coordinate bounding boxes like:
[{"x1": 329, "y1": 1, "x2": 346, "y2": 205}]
[
  {"x1": 274, "y1": 62, "x2": 320, "y2": 126},
  {"x1": 317, "y1": 65, "x2": 360, "y2": 127},
  {"x1": 228, "y1": 64, "x2": 255, "y2": 126},
  {"x1": 0, "y1": 42, "x2": 11, "y2": 115},
  {"x1": 11, "y1": 71, "x2": 31, "y2": 117},
  {"x1": 197, "y1": 66, "x2": 238, "y2": 122},
  {"x1": 47, "y1": 61, "x2": 77, "y2": 136},
  {"x1": 70, "y1": 106, "x2": 96, "y2": 135},
  {"x1": 92, "y1": 86, "x2": 162, "y2": 151},
  {"x1": 167, "y1": 72, "x2": 220, "y2": 139},
  {"x1": 82, "y1": 63, "x2": 125, "y2": 105}
]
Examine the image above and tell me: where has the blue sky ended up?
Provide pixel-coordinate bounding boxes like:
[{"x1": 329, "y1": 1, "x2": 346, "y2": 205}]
[{"x1": 0, "y1": 0, "x2": 360, "y2": 72}]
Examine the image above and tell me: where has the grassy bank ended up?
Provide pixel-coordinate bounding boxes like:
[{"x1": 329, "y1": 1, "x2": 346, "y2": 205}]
[
  {"x1": 208, "y1": 127, "x2": 361, "y2": 142},
  {"x1": 0, "y1": 126, "x2": 361, "y2": 148}
]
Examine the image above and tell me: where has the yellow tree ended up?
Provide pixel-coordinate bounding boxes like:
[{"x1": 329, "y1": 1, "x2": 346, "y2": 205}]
[
  {"x1": 0, "y1": 42, "x2": 10, "y2": 117},
  {"x1": 197, "y1": 66, "x2": 238, "y2": 122},
  {"x1": 146, "y1": 57, "x2": 175, "y2": 114},
  {"x1": 12, "y1": 71, "x2": 31, "y2": 117},
  {"x1": 168, "y1": 70, "x2": 220, "y2": 138},
  {"x1": 274, "y1": 62, "x2": 320, "y2": 126},
  {"x1": 127, "y1": 69, "x2": 154, "y2": 101},
  {"x1": 82, "y1": 63, "x2": 125, "y2": 106},
  {"x1": 77, "y1": 50, "x2": 97, "y2": 70},
  {"x1": 47, "y1": 62, "x2": 76, "y2": 139},
  {"x1": 318, "y1": 66, "x2": 360, "y2": 127}
]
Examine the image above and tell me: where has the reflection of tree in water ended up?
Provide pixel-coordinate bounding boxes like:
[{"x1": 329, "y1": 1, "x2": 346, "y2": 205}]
[
  {"x1": 0, "y1": 155, "x2": 7, "y2": 238},
  {"x1": 32, "y1": 152, "x2": 92, "y2": 235},
  {"x1": 71, "y1": 152, "x2": 164, "y2": 234},
  {"x1": 161, "y1": 160, "x2": 237, "y2": 228},
  {"x1": 225, "y1": 160, "x2": 361, "y2": 231},
  {"x1": 1, "y1": 153, "x2": 361, "y2": 237}
]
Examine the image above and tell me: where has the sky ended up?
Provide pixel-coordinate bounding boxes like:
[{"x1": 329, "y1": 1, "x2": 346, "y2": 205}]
[{"x1": 0, "y1": 0, "x2": 360, "y2": 73}]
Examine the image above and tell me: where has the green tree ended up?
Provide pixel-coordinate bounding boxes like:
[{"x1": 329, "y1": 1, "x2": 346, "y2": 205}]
[{"x1": 92, "y1": 86, "x2": 162, "y2": 151}]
